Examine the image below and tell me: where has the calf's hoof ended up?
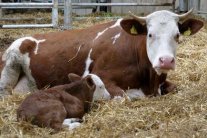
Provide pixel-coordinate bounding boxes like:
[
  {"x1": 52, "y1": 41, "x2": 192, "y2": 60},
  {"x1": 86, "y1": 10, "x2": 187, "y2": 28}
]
[{"x1": 63, "y1": 118, "x2": 82, "y2": 130}]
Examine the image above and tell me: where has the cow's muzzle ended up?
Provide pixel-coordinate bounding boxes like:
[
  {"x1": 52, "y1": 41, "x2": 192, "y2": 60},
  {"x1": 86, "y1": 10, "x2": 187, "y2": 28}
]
[{"x1": 158, "y1": 56, "x2": 175, "y2": 70}]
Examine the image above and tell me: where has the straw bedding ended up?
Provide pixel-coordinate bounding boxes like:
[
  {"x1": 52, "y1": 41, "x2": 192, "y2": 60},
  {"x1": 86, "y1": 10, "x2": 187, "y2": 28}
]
[{"x1": 0, "y1": 13, "x2": 207, "y2": 138}]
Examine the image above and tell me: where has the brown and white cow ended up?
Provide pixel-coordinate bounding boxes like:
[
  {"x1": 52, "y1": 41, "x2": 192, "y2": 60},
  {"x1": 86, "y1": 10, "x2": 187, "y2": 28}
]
[
  {"x1": 0, "y1": 9, "x2": 203, "y2": 99},
  {"x1": 17, "y1": 73, "x2": 110, "y2": 131}
]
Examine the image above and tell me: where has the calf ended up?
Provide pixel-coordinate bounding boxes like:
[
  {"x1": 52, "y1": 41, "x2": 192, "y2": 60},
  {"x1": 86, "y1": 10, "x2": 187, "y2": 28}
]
[{"x1": 17, "y1": 73, "x2": 110, "y2": 131}]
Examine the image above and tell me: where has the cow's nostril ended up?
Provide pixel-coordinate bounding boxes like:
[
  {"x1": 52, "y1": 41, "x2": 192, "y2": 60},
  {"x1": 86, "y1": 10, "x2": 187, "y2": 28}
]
[
  {"x1": 159, "y1": 57, "x2": 164, "y2": 63},
  {"x1": 171, "y1": 58, "x2": 175, "y2": 63}
]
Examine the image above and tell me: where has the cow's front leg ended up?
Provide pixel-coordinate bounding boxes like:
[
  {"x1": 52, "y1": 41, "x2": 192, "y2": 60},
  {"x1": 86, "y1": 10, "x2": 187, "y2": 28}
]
[
  {"x1": 160, "y1": 80, "x2": 176, "y2": 95},
  {"x1": 104, "y1": 82, "x2": 126, "y2": 99}
]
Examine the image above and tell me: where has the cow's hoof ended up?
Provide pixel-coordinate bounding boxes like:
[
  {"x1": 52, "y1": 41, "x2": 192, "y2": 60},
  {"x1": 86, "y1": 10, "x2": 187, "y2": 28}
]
[{"x1": 160, "y1": 81, "x2": 176, "y2": 95}]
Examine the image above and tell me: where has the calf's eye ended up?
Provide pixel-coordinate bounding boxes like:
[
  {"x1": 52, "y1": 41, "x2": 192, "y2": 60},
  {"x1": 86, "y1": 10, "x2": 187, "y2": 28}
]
[{"x1": 148, "y1": 34, "x2": 152, "y2": 38}]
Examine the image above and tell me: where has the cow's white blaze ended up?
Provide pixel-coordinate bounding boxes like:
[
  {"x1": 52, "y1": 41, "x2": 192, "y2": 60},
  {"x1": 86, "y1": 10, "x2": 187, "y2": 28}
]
[
  {"x1": 111, "y1": 33, "x2": 121, "y2": 44},
  {"x1": 82, "y1": 49, "x2": 93, "y2": 77},
  {"x1": 89, "y1": 74, "x2": 111, "y2": 101},
  {"x1": 145, "y1": 11, "x2": 179, "y2": 75},
  {"x1": 0, "y1": 37, "x2": 39, "y2": 94},
  {"x1": 126, "y1": 88, "x2": 146, "y2": 100}
]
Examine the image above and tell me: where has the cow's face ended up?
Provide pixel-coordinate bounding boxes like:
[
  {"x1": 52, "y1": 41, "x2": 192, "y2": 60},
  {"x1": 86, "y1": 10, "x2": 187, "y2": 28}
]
[{"x1": 121, "y1": 9, "x2": 203, "y2": 75}]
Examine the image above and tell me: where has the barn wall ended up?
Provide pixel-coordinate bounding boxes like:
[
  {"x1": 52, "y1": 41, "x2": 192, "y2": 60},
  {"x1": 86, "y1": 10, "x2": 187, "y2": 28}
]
[
  {"x1": 111, "y1": 0, "x2": 174, "y2": 15},
  {"x1": 72, "y1": 0, "x2": 93, "y2": 15}
]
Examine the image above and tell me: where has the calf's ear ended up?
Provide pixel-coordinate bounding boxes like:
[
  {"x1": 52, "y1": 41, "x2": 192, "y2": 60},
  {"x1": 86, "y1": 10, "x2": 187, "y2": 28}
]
[
  {"x1": 120, "y1": 19, "x2": 147, "y2": 35},
  {"x1": 179, "y1": 19, "x2": 203, "y2": 35},
  {"x1": 68, "y1": 73, "x2": 81, "y2": 82},
  {"x1": 85, "y1": 77, "x2": 95, "y2": 89}
]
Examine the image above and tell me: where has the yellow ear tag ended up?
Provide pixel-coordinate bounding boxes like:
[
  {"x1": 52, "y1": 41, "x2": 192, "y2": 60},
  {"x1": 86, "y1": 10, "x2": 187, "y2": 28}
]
[
  {"x1": 183, "y1": 28, "x2": 191, "y2": 36},
  {"x1": 130, "y1": 25, "x2": 138, "y2": 35}
]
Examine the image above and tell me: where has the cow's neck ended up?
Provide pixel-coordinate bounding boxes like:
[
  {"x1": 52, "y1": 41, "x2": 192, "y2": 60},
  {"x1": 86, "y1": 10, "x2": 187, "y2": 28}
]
[{"x1": 132, "y1": 35, "x2": 167, "y2": 96}]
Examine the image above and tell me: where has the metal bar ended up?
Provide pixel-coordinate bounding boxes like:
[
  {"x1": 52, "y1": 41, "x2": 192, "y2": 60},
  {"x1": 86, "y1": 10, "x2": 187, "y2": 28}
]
[
  {"x1": 52, "y1": 0, "x2": 58, "y2": 28},
  {"x1": 74, "y1": 16, "x2": 121, "y2": 20},
  {"x1": 0, "y1": 3, "x2": 53, "y2": 7},
  {"x1": 0, "y1": 17, "x2": 44, "y2": 21},
  {"x1": 0, "y1": 24, "x2": 53, "y2": 29},
  {"x1": 71, "y1": 3, "x2": 174, "y2": 6},
  {"x1": 64, "y1": 0, "x2": 72, "y2": 30},
  {"x1": 1, "y1": 7, "x2": 52, "y2": 9},
  {"x1": 197, "y1": 11, "x2": 207, "y2": 14}
]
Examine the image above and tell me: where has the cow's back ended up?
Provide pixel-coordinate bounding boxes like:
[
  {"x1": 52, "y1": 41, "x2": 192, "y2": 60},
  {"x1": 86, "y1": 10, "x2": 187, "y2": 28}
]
[{"x1": 24, "y1": 21, "x2": 118, "y2": 88}]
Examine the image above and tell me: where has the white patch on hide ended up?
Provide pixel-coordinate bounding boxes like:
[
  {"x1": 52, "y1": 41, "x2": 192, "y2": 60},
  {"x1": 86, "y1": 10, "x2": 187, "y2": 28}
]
[
  {"x1": 63, "y1": 118, "x2": 81, "y2": 130},
  {"x1": 93, "y1": 18, "x2": 123, "y2": 42},
  {"x1": 109, "y1": 18, "x2": 122, "y2": 29},
  {"x1": 82, "y1": 49, "x2": 93, "y2": 77},
  {"x1": 88, "y1": 74, "x2": 111, "y2": 101},
  {"x1": 0, "y1": 37, "x2": 39, "y2": 93},
  {"x1": 68, "y1": 45, "x2": 82, "y2": 62},
  {"x1": 157, "y1": 84, "x2": 162, "y2": 96},
  {"x1": 126, "y1": 89, "x2": 146, "y2": 100},
  {"x1": 34, "y1": 39, "x2": 45, "y2": 55},
  {"x1": 93, "y1": 28, "x2": 109, "y2": 41},
  {"x1": 111, "y1": 33, "x2": 121, "y2": 44}
]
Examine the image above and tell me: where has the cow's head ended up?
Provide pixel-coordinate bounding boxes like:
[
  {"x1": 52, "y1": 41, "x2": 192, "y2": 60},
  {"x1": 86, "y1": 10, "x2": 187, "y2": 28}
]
[{"x1": 120, "y1": 9, "x2": 203, "y2": 74}]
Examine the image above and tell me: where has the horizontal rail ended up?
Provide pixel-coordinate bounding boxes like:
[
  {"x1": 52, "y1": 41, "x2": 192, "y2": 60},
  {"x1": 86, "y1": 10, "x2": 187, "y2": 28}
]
[
  {"x1": 0, "y1": 3, "x2": 53, "y2": 7},
  {"x1": 0, "y1": 17, "x2": 44, "y2": 21},
  {"x1": 71, "y1": 3, "x2": 174, "y2": 6},
  {"x1": 74, "y1": 16, "x2": 121, "y2": 20},
  {"x1": 197, "y1": 11, "x2": 207, "y2": 14},
  {"x1": 1, "y1": 7, "x2": 52, "y2": 9},
  {"x1": 0, "y1": 24, "x2": 53, "y2": 29},
  {"x1": 0, "y1": 3, "x2": 174, "y2": 9}
]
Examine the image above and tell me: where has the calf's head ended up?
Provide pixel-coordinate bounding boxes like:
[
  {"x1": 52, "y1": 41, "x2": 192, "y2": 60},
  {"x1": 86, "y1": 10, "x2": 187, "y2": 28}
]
[
  {"x1": 68, "y1": 73, "x2": 111, "y2": 101},
  {"x1": 121, "y1": 9, "x2": 203, "y2": 75}
]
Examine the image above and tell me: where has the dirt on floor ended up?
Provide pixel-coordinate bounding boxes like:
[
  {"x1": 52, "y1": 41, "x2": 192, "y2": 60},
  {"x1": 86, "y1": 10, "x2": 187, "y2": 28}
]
[{"x1": 0, "y1": 11, "x2": 207, "y2": 138}]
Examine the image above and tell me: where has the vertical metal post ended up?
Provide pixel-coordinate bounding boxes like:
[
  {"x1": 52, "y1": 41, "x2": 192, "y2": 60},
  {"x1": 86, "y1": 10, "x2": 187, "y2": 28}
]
[
  {"x1": 172, "y1": 0, "x2": 176, "y2": 12},
  {"x1": 0, "y1": 0, "x2": 2, "y2": 18},
  {"x1": 197, "y1": 0, "x2": 201, "y2": 13},
  {"x1": 179, "y1": 0, "x2": 188, "y2": 12},
  {"x1": 52, "y1": 0, "x2": 58, "y2": 28},
  {"x1": 64, "y1": 0, "x2": 72, "y2": 30}
]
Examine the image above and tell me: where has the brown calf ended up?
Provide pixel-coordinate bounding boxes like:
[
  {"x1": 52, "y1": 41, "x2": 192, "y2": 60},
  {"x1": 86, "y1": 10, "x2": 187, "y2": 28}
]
[{"x1": 17, "y1": 73, "x2": 110, "y2": 131}]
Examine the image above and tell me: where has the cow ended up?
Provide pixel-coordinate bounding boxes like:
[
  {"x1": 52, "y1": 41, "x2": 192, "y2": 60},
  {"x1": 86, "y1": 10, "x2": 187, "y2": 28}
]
[
  {"x1": 0, "y1": 9, "x2": 203, "y2": 99},
  {"x1": 17, "y1": 73, "x2": 110, "y2": 131}
]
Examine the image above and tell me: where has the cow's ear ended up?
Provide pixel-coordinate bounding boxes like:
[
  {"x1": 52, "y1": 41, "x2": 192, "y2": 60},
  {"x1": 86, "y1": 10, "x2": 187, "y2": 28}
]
[
  {"x1": 120, "y1": 19, "x2": 147, "y2": 35},
  {"x1": 85, "y1": 76, "x2": 95, "y2": 89},
  {"x1": 68, "y1": 73, "x2": 81, "y2": 82},
  {"x1": 179, "y1": 19, "x2": 203, "y2": 35}
]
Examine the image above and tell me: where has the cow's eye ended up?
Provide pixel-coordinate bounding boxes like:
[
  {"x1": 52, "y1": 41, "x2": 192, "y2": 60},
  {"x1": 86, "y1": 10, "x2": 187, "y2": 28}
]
[
  {"x1": 176, "y1": 33, "x2": 180, "y2": 39},
  {"x1": 175, "y1": 33, "x2": 180, "y2": 41},
  {"x1": 148, "y1": 33, "x2": 152, "y2": 38}
]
